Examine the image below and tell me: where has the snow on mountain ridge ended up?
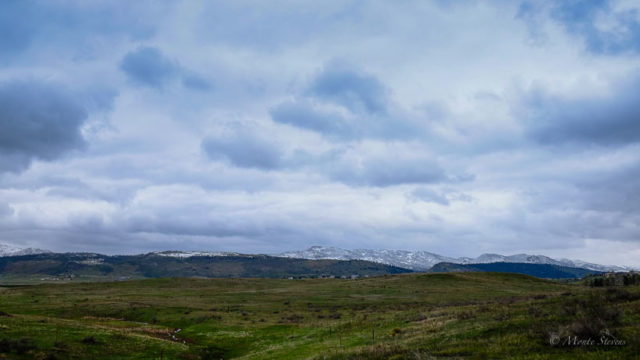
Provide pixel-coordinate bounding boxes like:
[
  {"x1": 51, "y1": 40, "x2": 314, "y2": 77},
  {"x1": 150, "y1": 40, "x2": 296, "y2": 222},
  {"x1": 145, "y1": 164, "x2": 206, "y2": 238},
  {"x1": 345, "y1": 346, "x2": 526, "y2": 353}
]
[
  {"x1": 277, "y1": 247, "x2": 456, "y2": 270},
  {"x1": 1, "y1": 243, "x2": 631, "y2": 272},
  {"x1": 275, "y1": 246, "x2": 633, "y2": 272},
  {"x1": 0, "y1": 243, "x2": 51, "y2": 257},
  {"x1": 152, "y1": 250, "x2": 241, "y2": 258}
]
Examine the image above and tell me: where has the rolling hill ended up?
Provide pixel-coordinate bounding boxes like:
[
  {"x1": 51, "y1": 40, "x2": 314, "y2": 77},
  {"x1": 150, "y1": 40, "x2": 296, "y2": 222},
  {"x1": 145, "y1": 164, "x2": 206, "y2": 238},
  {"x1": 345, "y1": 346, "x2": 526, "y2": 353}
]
[
  {"x1": 0, "y1": 252, "x2": 411, "y2": 283},
  {"x1": 429, "y1": 261, "x2": 603, "y2": 279}
]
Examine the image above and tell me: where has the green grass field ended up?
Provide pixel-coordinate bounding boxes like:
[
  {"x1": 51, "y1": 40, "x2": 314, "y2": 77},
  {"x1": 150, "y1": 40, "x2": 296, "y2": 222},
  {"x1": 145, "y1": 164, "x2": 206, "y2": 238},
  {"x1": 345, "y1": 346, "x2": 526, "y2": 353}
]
[{"x1": 1, "y1": 273, "x2": 639, "y2": 359}]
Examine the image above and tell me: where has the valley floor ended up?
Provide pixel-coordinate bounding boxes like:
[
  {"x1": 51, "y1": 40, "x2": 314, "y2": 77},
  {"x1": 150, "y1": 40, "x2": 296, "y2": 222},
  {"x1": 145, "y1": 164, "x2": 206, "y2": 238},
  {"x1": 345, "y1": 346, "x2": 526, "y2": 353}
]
[{"x1": 0, "y1": 273, "x2": 639, "y2": 359}]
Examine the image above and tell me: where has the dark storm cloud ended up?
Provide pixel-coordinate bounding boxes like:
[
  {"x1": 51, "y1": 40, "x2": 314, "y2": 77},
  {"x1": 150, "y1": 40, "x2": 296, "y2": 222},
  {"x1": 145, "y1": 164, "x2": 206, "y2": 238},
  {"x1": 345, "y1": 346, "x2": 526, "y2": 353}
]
[
  {"x1": 0, "y1": 80, "x2": 88, "y2": 172},
  {"x1": 549, "y1": 0, "x2": 640, "y2": 54},
  {"x1": 201, "y1": 129, "x2": 283, "y2": 170},
  {"x1": 521, "y1": 76, "x2": 640, "y2": 146}
]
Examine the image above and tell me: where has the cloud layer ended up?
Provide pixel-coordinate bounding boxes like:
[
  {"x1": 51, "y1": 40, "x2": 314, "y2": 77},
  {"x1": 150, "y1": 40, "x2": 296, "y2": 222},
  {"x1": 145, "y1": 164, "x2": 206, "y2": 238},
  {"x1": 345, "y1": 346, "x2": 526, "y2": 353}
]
[{"x1": 1, "y1": 0, "x2": 640, "y2": 266}]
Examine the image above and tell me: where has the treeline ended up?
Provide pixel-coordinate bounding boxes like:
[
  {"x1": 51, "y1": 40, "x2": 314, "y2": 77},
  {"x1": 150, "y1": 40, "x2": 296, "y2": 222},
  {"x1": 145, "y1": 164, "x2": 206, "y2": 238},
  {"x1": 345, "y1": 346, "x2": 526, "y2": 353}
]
[{"x1": 586, "y1": 272, "x2": 640, "y2": 287}]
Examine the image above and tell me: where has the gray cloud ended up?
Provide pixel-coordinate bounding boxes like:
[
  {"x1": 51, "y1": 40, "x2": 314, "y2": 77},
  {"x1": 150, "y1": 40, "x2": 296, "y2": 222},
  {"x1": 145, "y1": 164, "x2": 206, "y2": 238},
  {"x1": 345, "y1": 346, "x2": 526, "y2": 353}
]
[
  {"x1": 201, "y1": 128, "x2": 284, "y2": 170},
  {"x1": 324, "y1": 148, "x2": 460, "y2": 187},
  {"x1": 0, "y1": 202, "x2": 13, "y2": 218},
  {"x1": 120, "y1": 46, "x2": 211, "y2": 91},
  {"x1": 194, "y1": 2, "x2": 366, "y2": 51},
  {"x1": 517, "y1": 1, "x2": 640, "y2": 55},
  {"x1": 0, "y1": 80, "x2": 88, "y2": 172},
  {"x1": 331, "y1": 158, "x2": 446, "y2": 187},
  {"x1": 120, "y1": 46, "x2": 179, "y2": 88},
  {"x1": 573, "y1": 158, "x2": 640, "y2": 213},
  {"x1": 270, "y1": 100, "x2": 355, "y2": 139},
  {"x1": 200, "y1": 126, "x2": 464, "y2": 187},
  {"x1": 408, "y1": 187, "x2": 450, "y2": 206},
  {"x1": 124, "y1": 214, "x2": 265, "y2": 238},
  {"x1": 0, "y1": 1, "x2": 157, "y2": 62},
  {"x1": 270, "y1": 61, "x2": 425, "y2": 140},
  {"x1": 520, "y1": 76, "x2": 640, "y2": 146},
  {"x1": 0, "y1": 1, "x2": 36, "y2": 58},
  {"x1": 550, "y1": 0, "x2": 640, "y2": 55},
  {"x1": 182, "y1": 72, "x2": 213, "y2": 91},
  {"x1": 308, "y1": 61, "x2": 389, "y2": 115}
]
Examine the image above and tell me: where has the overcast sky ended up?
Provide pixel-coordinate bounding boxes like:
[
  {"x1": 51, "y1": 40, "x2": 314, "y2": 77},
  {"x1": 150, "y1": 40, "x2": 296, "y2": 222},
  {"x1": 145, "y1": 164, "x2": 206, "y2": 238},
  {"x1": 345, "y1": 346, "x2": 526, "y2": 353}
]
[{"x1": 1, "y1": 0, "x2": 640, "y2": 266}]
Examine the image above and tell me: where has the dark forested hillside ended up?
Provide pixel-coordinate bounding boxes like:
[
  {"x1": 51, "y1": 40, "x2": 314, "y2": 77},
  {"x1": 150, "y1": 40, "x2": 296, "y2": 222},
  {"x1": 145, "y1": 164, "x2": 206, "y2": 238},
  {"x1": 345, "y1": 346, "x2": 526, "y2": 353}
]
[
  {"x1": 429, "y1": 261, "x2": 602, "y2": 279},
  {"x1": 0, "y1": 253, "x2": 411, "y2": 282}
]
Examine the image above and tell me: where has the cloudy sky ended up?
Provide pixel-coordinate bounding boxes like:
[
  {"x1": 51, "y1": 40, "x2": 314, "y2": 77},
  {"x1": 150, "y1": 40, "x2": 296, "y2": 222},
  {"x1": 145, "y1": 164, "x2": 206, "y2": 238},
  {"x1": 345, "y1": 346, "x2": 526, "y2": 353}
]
[{"x1": 1, "y1": 0, "x2": 640, "y2": 266}]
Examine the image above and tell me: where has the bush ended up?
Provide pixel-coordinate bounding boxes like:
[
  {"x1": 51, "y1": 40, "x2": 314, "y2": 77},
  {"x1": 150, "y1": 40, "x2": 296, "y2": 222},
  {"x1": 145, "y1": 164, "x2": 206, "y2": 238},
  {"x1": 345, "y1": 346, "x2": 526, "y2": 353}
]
[
  {"x1": 564, "y1": 292, "x2": 622, "y2": 340},
  {"x1": 0, "y1": 338, "x2": 11, "y2": 353},
  {"x1": 53, "y1": 341, "x2": 68, "y2": 351},
  {"x1": 605, "y1": 287, "x2": 640, "y2": 302},
  {"x1": 81, "y1": 336, "x2": 98, "y2": 345},
  {"x1": 457, "y1": 311, "x2": 475, "y2": 320},
  {"x1": 199, "y1": 345, "x2": 227, "y2": 360}
]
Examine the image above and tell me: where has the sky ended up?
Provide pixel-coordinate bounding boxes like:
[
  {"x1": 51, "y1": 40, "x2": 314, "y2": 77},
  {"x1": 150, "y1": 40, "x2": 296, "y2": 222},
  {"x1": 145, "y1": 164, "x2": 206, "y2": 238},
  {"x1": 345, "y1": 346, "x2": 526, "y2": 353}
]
[{"x1": 1, "y1": 0, "x2": 640, "y2": 266}]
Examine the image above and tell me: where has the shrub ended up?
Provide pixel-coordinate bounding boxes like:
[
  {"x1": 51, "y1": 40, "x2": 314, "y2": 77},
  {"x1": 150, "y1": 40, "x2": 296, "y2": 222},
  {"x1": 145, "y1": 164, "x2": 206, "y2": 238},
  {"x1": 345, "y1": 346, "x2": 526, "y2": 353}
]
[
  {"x1": 81, "y1": 336, "x2": 98, "y2": 345},
  {"x1": 456, "y1": 311, "x2": 475, "y2": 320},
  {"x1": 562, "y1": 292, "x2": 623, "y2": 340},
  {"x1": 199, "y1": 345, "x2": 227, "y2": 360},
  {"x1": 15, "y1": 338, "x2": 37, "y2": 355}
]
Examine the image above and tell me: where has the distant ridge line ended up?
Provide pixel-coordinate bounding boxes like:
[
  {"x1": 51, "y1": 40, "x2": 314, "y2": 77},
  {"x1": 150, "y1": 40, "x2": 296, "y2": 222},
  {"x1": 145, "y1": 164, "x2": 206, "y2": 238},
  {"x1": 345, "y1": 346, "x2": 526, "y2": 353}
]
[
  {"x1": 274, "y1": 245, "x2": 634, "y2": 272},
  {"x1": 0, "y1": 243, "x2": 634, "y2": 273}
]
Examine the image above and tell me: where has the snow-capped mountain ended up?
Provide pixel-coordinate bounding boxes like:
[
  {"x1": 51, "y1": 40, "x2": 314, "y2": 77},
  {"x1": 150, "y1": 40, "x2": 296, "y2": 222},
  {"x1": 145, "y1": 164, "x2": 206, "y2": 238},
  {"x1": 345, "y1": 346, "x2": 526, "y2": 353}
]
[
  {"x1": 151, "y1": 250, "x2": 242, "y2": 258},
  {"x1": 0, "y1": 243, "x2": 51, "y2": 257},
  {"x1": 275, "y1": 246, "x2": 633, "y2": 272},
  {"x1": 278, "y1": 246, "x2": 457, "y2": 270}
]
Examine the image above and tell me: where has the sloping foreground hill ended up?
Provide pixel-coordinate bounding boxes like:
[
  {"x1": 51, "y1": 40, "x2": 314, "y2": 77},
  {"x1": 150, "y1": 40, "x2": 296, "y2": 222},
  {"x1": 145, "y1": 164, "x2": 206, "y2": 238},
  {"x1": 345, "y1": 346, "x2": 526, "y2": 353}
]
[
  {"x1": 0, "y1": 272, "x2": 638, "y2": 359},
  {"x1": 0, "y1": 253, "x2": 410, "y2": 283},
  {"x1": 430, "y1": 261, "x2": 602, "y2": 279}
]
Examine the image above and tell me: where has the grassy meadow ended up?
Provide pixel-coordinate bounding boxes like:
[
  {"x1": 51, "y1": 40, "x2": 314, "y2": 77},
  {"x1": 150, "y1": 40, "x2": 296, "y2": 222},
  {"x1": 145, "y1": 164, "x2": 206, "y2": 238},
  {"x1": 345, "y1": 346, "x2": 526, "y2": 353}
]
[{"x1": 0, "y1": 272, "x2": 639, "y2": 359}]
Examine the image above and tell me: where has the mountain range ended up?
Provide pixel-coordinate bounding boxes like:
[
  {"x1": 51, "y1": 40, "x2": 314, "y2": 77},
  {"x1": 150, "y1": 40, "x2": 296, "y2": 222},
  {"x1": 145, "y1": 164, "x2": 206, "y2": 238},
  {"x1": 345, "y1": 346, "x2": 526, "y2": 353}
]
[
  {"x1": 0, "y1": 243, "x2": 632, "y2": 274},
  {"x1": 276, "y1": 246, "x2": 633, "y2": 272}
]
